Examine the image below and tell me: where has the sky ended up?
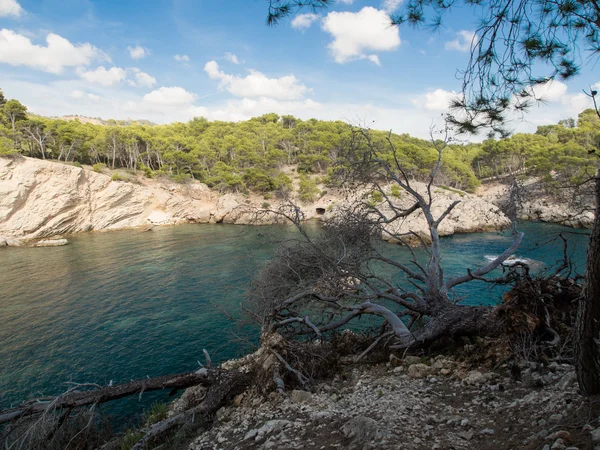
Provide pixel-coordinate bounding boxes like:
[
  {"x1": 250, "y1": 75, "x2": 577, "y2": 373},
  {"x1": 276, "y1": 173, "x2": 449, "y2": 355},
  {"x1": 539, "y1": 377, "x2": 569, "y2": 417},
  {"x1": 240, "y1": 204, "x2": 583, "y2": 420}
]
[{"x1": 0, "y1": 0, "x2": 599, "y2": 140}]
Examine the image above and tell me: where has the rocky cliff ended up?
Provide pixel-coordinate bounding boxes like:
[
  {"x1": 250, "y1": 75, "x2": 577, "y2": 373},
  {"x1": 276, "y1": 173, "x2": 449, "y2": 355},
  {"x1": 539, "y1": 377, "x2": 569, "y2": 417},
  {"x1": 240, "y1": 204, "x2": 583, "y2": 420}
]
[
  {"x1": 477, "y1": 180, "x2": 595, "y2": 229},
  {"x1": 0, "y1": 156, "x2": 511, "y2": 246}
]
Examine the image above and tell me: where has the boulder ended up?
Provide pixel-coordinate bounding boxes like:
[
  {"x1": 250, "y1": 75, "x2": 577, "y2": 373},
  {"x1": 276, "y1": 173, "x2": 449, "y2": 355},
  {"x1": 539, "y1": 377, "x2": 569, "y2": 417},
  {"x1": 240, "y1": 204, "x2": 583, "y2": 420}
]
[
  {"x1": 290, "y1": 389, "x2": 313, "y2": 404},
  {"x1": 0, "y1": 235, "x2": 22, "y2": 247},
  {"x1": 408, "y1": 363, "x2": 431, "y2": 379},
  {"x1": 34, "y1": 239, "x2": 68, "y2": 247},
  {"x1": 341, "y1": 416, "x2": 379, "y2": 443}
]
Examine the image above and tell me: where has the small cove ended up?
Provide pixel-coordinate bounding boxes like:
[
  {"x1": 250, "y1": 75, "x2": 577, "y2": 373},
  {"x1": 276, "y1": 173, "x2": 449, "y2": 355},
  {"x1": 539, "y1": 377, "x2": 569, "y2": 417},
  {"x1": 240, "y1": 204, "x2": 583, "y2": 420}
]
[{"x1": 0, "y1": 222, "x2": 589, "y2": 423}]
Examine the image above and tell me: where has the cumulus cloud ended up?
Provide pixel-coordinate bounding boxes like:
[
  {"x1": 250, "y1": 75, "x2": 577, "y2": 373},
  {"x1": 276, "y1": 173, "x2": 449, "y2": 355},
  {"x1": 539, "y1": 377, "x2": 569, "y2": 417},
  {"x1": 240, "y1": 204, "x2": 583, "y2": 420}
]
[
  {"x1": 291, "y1": 13, "x2": 320, "y2": 30},
  {"x1": 128, "y1": 68, "x2": 157, "y2": 88},
  {"x1": 445, "y1": 30, "x2": 477, "y2": 52},
  {"x1": 77, "y1": 66, "x2": 127, "y2": 87},
  {"x1": 224, "y1": 52, "x2": 240, "y2": 64},
  {"x1": 413, "y1": 88, "x2": 463, "y2": 111},
  {"x1": 128, "y1": 45, "x2": 148, "y2": 60},
  {"x1": 321, "y1": 7, "x2": 401, "y2": 64},
  {"x1": 381, "y1": 0, "x2": 403, "y2": 12},
  {"x1": 70, "y1": 90, "x2": 101, "y2": 102},
  {"x1": 0, "y1": 0, "x2": 24, "y2": 17},
  {"x1": 0, "y1": 29, "x2": 107, "y2": 74},
  {"x1": 143, "y1": 86, "x2": 197, "y2": 107},
  {"x1": 529, "y1": 79, "x2": 568, "y2": 102},
  {"x1": 204, "y1": 61, "x2": 309, "y2": 100},
  {"x1": 174, "y1": 54, "x2": 190, "y2": 62}
]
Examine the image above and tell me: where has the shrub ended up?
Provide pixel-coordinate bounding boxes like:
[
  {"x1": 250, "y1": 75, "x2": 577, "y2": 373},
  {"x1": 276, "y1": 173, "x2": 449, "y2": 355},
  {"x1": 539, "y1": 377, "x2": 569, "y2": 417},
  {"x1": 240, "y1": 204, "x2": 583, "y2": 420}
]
[
  {"x1": 369, "y1": 190, "x2": 384, "y2": 206},
  {"x1": 262, "y1": 202, "x2": 271, "y2": 209},
  {"x1": 144, "y1": 402, "x2": 168, "y2": 426},
  {"x1": 93, "y1": 163, "x2": 107, "y2": 173},
  {"x1": 298, "y1": 174, "x2": 321, "y2": 202},
  {"x1": 120, "y1": 430, "x2": 143, "y2": 450},
  {"x1": 111, "y1": 173, "x2": 128, "y2": 182},
  {"x1": 170, "y1": 173, "x2": 191, "y2": 183},
  {"x1": 390, "y1": 184, "x2": 402, "y2": 198},
  {"x1": 139, "y1": 164, "x2": 154, "y2": 178}
]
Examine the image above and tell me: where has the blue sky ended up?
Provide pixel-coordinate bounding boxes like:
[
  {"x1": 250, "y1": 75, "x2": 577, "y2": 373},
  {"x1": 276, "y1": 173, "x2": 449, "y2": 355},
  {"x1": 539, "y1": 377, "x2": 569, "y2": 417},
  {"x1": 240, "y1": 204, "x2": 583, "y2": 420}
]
[{"x1": 1, "y1": 0, "x2": 599, "y2": 139}]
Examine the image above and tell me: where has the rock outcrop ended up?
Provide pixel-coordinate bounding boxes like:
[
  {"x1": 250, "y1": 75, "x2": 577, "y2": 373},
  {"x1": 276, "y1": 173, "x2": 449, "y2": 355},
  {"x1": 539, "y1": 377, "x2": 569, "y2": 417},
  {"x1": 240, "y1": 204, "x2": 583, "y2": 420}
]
[
  {"x1": 34, "y1": 238, "x2": 69, "y2": 247},
  {"x1": 477, "y1": 180, "x2": 595, "y2": 228},
  {"x1": 0, "y1": 157, "x2": 511, "y2": 246},
  {"x1": 0, "y1": 157, "x2": 235, "y2": 242}
]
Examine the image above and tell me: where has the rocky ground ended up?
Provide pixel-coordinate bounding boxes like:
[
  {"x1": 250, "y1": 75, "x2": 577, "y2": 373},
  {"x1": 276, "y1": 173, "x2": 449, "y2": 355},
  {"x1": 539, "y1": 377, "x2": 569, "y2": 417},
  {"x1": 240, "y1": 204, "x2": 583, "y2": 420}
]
[{"x1": 182, "y1": 354, "x2": 595, "y2": 450}]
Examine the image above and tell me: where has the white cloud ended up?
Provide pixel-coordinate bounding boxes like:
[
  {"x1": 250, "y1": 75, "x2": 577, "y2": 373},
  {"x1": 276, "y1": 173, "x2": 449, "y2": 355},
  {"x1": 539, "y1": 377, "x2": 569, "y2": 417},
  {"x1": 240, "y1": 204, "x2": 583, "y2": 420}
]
[
  {"x1": 174, "y1": 54, "x2": 190, "y2": 62},
  {"x1": 204, "y1": 61, "x2": 309, "y2": 100},
  {"x1": 70, "y1": 90, "x2": 101, "y2": 102},
  {"x1": 143, "y1": 86, "x2": 197, "y2": 107},
  {"x1": 381, "y1": 0, "x2": 403, "y2": 12},
  {"x1": 0, "y1": 29, "x2": 107, "y2": 74},
  {"x1": 0, "y1": 0, "x2": 24, "y2": 17},
  {"x1": 413, "y1": 88, "x2": 462, "y2": 111},
  {"x1": 77, "y1": 66, "x2": 126, "y2": 87},
  {"x1": 291, "y1": 13, "x2": 320, "y2": 30},
  {"x1": 224, "y1": 52, "x2": 240, "y2": 64},
  {"x1": 128, "y1": 68, "x2": 157, "y2": 88},
  {"x1": 367, "y1": 55, "x2": 381, "y2": 66},
  {"x1": 128, "y1": 45, "x2": 148, "y2": 60},
  {"x1": 529, "y1": 79, "x2": 568, "y2": 102},
  {"x1": 445, "y1": 30, "x2": 477, "y2": 52},
  {"x1": 321, "y1": 7, "x2": 401, "y2": 64}
]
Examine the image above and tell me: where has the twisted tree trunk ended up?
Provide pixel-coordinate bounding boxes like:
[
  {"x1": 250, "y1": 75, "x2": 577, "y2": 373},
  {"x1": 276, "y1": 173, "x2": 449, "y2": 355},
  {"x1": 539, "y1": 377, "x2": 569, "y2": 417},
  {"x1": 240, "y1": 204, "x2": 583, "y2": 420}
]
[{"x1": 576, "y1": 170, "x2": 600, "y2": 395}]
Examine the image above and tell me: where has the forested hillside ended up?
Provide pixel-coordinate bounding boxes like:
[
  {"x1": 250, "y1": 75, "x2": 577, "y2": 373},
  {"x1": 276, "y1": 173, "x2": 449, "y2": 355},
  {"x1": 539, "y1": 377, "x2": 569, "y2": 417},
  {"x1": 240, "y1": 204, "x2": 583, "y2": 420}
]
[{"x1": 1, "y1": 89, "x2": 598, "y2": 195}]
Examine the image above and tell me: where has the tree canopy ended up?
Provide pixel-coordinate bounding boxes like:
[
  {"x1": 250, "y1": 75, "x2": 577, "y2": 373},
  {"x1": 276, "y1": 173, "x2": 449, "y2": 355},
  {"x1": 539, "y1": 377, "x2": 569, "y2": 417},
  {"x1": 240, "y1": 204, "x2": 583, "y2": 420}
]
[{"x1": 1, "y1": 90, "x2": 598, "y2": 197}]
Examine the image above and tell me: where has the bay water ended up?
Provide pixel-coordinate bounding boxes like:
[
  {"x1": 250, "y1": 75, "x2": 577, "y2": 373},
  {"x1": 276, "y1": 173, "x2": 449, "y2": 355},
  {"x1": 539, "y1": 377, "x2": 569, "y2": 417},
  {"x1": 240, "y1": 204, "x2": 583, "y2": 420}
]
[{"x1": 0, "y1": 222, "x2": 589, "y2": 424}]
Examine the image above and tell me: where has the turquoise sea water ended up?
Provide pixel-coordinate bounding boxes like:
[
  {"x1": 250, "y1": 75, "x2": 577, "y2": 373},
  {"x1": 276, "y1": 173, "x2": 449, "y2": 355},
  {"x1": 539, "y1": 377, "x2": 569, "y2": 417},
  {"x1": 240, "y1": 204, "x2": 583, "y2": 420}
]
[{"x1": 0, "y1": 222, "x2": 589, "y2": 423}]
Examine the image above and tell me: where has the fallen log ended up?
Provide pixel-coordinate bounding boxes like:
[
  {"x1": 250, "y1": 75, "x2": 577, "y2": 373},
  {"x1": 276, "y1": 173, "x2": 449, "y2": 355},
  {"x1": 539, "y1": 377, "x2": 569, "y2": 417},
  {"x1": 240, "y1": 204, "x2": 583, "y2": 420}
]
[
  {"x1": 131, "y1": 369, "x2": 251, "y2": 449},
  {"x1": 0, "y1": 369, "x2": 238, "y2": 425}
]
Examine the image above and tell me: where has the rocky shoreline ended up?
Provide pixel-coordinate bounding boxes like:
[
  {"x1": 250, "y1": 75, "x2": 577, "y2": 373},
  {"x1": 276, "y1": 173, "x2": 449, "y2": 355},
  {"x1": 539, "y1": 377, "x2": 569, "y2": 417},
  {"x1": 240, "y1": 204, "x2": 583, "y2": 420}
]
[
  {"x1": 477, "y1": 180, "x2": 595, "y2": 229},
  {"x1": 0, "y1": 156, "x2": 512, "y2": 247},
  {"x1": 174, "y1": 350, "x2": 590, "y2": 450}
]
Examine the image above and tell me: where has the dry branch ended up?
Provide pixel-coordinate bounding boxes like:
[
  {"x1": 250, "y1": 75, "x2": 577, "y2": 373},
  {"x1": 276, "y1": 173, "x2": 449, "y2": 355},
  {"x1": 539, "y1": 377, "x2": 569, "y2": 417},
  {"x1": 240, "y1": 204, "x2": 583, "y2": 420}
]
[{"x1": 0, "y1": 369, "x2": 239, "y2": 425}]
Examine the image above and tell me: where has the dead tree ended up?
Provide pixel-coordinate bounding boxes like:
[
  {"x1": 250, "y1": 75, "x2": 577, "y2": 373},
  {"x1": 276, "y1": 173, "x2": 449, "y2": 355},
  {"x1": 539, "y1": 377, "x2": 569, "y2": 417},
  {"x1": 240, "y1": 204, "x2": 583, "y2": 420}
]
[
  {"x1": 247, "y1": 124, "x2": 525, "y2": 364},
  {"x1": 0, "y1": 367, "x2": 251, "y2": 449}
]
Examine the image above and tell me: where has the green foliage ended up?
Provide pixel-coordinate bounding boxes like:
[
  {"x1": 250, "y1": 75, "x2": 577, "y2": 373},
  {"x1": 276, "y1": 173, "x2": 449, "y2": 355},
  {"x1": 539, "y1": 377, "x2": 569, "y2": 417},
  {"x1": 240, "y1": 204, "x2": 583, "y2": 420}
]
[
  {"x1": 1, "y1": 90, "x2": 597, "y2": 198},
  {"x1": 298, "y1": 174, "x2": 321, "y2": 202},
  {"x1": 472, "y1": 112, "x2": 600, "y2": 189},
  {"x1": 111, "y1": 173, "x2": 129, "y2": 182},
  {"x1": 170, "y1": 173, "x2": 192, "y2": 183},
  {"x1": 120, "y1": 429, "x2": 143, "y2": 450},
  {"x1": 92, "y1": 162, "x2": 107, "y2": 173},
  {"x1": 0, "y1": 135, "x2": 17, "y2": 156},
  {"x1": 390, "y1": 184, "x2": 402, "y2": 198},
  {"x1": 2, "y1": 99, "x2": 27, "y2": 129},
  {"x1": 144, "y1": 402, "x2": 168, "y2": 426},
  {"x1": 369, "y1": 190, "x2": 384, "y2": 206}
]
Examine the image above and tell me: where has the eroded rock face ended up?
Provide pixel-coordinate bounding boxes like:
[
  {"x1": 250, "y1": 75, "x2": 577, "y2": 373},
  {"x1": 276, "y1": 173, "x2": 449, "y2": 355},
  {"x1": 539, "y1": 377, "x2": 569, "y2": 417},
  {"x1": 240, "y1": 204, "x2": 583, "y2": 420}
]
[
  {"x1": 477, "y1": 180, "x2": 594, "y2": 229},
  {"x1": 0, "y1": 157, "x2": 219, "y2": 241},
  {"x1": 0, "y1": 157, "x2": 512, "y2": 243}
]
